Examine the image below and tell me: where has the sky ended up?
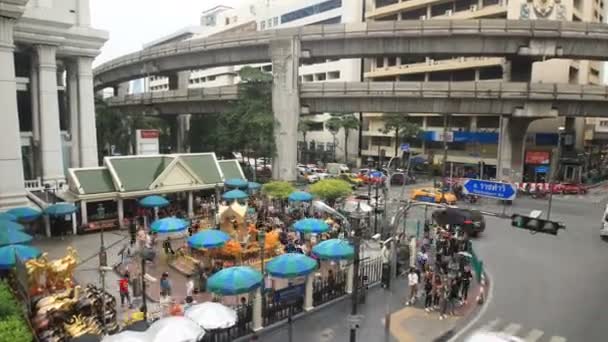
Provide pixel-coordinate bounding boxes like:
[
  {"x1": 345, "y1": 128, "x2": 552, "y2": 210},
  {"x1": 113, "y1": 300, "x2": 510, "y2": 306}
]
[{"x1": 91, "y1": 0, "x2": 246, "y2": 66}]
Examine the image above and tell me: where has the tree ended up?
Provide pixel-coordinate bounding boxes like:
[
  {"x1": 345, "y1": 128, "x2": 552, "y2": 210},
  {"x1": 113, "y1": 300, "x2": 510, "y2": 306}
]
[
  {"x1": 309, "y1": 179, "x2": 353, "y2": 205},
  {"x1": 326, "y1": 115, "x2": 343, "y2": 162},
  {"x1": 339, "y1": 114, "x2": 360, "y2": 164},
  {"x1": 262, "y1": 181, "x2": 295, "y2": 200},
  {"x1": 381, "y1": 113, "x2": 422, "y2": 158},
  {"x1": 298, "y1": 119, "x2": 313, "y2": 163}
]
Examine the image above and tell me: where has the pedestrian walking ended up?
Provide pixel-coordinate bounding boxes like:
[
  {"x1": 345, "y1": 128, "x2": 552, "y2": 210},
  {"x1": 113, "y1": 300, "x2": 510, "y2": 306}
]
[
  {"x1": 119, "y1": 273, "x2": 132, "y2": 308},
  {"x1": 406, "y1": 268, "x2": 419, "y2": 306},
  {"x1": 461, "y1": 267, "x2": 473, "y2": 304},
  {"x1": 163, "y1": 237, "x2": 175, "y2": 256},
  {"x1": 433, "y1": 274, "x2": 442, "y2": 309},
  {"x1": 424, "y1": 277, "x2": 433, "y2": 312},
  {"x1": 439, "y1": 285, "x2": 450, "y2": 320},
  {"x1": 185, "y1": 274, "x2": 194, "y2": 297},
  {"x1": 160, "y1": 272, "x2": 172, "y2": 298},
  {"x1": 448, "y1": 279, "x2": 460, "y2": 316}
]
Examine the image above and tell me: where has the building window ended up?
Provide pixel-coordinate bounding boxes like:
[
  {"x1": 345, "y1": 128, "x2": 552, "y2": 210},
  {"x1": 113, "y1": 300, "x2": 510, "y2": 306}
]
[
  {"x1": 387, "y1": 57, "x2": 397, "y2": 67},
  {"x1": 371, "y1": 136, "x2": 392, "y2": 147},
  {"x1": 273, "y1": 17, "x2": 279, "y2": 26},
  {"x1": 281, "y1": 0, "x2": 342, "y2": 24},
  {"x1": 315, "y1": 73, "x2": 327, "y2": 81},
  {"x1": 376, "y1": 57, "x2": 384, "y2": 68},
  {"x1": 208, "y1": 75, "x2": 216, "y2": 81},
  {"x1": 303, "y1": 74, "x2": 314, "y2": 82},
  {"x1": 309, "y1": 122, "x2": 324, "y2": 131},
  {"x1": 328, "y1": 71, "x2": 340, "y2": 80},
  {"x1": 599, "y1": 120, "x2": 608, "y2": 127},
  {"x1": 260, "y1": 21, "x2": 266, "y2": 30},
  {"x1": 268, "y1": 18, "x2": 273, "y2": 28}
]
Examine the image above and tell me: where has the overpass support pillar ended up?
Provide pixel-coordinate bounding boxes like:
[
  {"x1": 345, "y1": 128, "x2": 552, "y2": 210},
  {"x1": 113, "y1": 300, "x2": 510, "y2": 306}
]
[
  {"x1": 504, "y1": 58, "x2": 533, "y2": 82},
  {"x1": 114, "y1": 82, "x2": 129, "y2": 97},
  {"x1": 168, "y1": 71, "x2": 190, "y2": 91},
  {"x1": 176, "y1": 114, "x2": 191, "y2": 153},
  {"x1": 270, "y1": 37, "x2": 300, "y2": 182},
  {"x1": 497, "y1": 117, "x2": 533, "y2": 183},
  {"x1": 0, "y1": 17, "x2": 28, "y2": 208}
]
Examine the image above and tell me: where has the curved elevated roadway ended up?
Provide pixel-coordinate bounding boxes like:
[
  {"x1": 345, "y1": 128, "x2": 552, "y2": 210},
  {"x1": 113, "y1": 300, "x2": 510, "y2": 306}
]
[
  {"x1": 106, "y1": 81, "x2": 608, "y2": 117},
  {"x1": 94, "y1": 19, "x2": 608, "y2": 89}
]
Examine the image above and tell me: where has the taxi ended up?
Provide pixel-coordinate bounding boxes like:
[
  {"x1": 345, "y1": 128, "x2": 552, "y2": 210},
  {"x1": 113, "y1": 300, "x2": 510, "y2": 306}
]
[
  {"x1": 410, "y1": 188, "x2": 457, "y2": 204},
  {"x1": 339, "y1": 173, "x2": 364, "y2": 187}
]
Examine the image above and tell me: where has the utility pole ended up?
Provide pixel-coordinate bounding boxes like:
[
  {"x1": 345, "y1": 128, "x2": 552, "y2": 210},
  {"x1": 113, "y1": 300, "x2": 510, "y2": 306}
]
[
  {"x1": 97, "y1": 204, "x2": 107, "y2": 335},
  {"x1": 547, "y1": 127, "x2": 565, "y2": 220},
  {"x1": 440, "y1": 114, "x2": 450, "y2": 202},
  {"x1": 349, "y1": 206, "x2": 363, "y2": 342}
]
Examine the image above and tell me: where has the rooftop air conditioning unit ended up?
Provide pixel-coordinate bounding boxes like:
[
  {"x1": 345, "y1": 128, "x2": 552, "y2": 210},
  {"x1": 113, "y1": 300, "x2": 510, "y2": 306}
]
[
  {"x1": 445, "y1": 9, "x2": 453, "y2": 16},
  {"x1": 470, "y1": 4, "x2": 478, "y2": 11},
  {"x1": 420, "y1": 15, "x2": 427, "y2": 20}
]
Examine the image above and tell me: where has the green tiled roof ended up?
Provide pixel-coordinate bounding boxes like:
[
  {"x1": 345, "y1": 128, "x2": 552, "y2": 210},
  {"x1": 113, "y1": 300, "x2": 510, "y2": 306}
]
[
  {"x1": 109, "y1": 156, "x2": 173, "y2": 192},
  {"x1": 74, "y1": 169, "x2": 116, "y2": 194},
  {"x1": 181, "y1": 154, "x2": 222, "y2": 185},
  {"x1": 218, "y1": 160, "x2": 244, "y2": 180}
]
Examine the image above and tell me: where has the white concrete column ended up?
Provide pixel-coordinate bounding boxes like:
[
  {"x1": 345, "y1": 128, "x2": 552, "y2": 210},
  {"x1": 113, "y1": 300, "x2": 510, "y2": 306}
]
[
  {"x1": 76, "y1": 0, "x2": 91, "y2": 27},
  {"x1": 44, "y1": 214, "x2": 51, "y2": 238},
  {"x1": 470, "y1": 116, "x2": 478, "y2": 132},
  {"x1": 177, "y1": 114, "x2": 191, "y2": 153},
  {"x1": 409, "y1": 237, "x2": 416, "y2": 268},
  {"x1": 115, "y1": 82, "x2": 129, "y2": 97},
  {"x1": 118, "y1": 199, "x2": 124, "y2": 228},
  {"x1": 80, "y1": 200, "x2": 88, "y2": 225},
  {"x1": 421, "y1": 117, "x2": 428, "y2": 154},
  {"x1": 252, "y1": 287, "x2": 263, "y2": 331},
  {"x1": 71, "y1": 212, "x2": 77, "y2": 235},
  {"x1": 346, "y1": 263, "x2": 354, "y2": 294},
  {"x1": 67, "y1": 61, "x2": 80, "y2": 168},
  {"x1": 270, "y1": 38, "x2": 300, "y2": 181},
  {"x1": 30, "y1": 54, "x2": 40, "y2": 147},
  {"x1": 496, "y1": 117, "x2": 533, "y2": 183},
  {"x1": 304, "y1": 274, "x2": 314, "y2": 311},
  {"x1": 0, "y1": 17, "x2": 28, "y2": 208},
  {"x1": 36, "y1": 44, "x2": 65, "y2": 184},
  {"x1": 77, "y1": 57, "x2": 99, "y2": 167},
  {"x1": 187, "y1": 191, "x2": 194, "y2": 218}
]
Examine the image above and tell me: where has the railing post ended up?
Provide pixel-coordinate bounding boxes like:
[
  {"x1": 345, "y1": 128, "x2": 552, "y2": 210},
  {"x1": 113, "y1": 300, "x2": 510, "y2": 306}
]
[
  {"x1": 304, "y1": 274, "x2": 314, "y2": 311},
  {"x1": 346, "y1": 263, "x2": 354, "y2": 294},
  {"x1": 44, "y1": 214, "x2": 51, "y2": 238},
  {"x1": 252, "y1": 287, "x2": 263, "y2": 331}
]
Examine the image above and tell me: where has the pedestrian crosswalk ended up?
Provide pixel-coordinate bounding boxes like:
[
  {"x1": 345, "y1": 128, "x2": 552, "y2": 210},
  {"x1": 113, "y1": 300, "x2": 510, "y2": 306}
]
[{"x1": 475, "y1": 318, "x2": 567, "y2": 342}]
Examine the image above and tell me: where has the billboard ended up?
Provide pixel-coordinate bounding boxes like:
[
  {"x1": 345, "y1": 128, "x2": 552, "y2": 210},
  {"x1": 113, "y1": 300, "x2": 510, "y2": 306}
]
[
  {"x1": 525, "y1": 151, "x2": 550, "y2": 165},
  {"x1": 136, "y1": 129, "x2": 160, "y2": 155}
]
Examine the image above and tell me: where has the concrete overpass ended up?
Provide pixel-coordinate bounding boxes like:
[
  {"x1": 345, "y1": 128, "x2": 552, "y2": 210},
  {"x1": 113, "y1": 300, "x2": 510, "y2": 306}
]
[
  {"x1": 107, "y1": 82, "x2": 608, "y2": 118},
  {"x1": 94, "y1": 19, "x2": 608, "y2": 90}
]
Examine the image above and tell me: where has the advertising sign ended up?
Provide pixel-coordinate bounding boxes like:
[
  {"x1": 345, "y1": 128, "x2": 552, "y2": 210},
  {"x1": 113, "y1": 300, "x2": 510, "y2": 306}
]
[
  {"x1": 136, "y1": 129, "x2": 160, "y2": 155},
  {"x1": 525, "y1": 151, "x2": 550, "y2": 165}
]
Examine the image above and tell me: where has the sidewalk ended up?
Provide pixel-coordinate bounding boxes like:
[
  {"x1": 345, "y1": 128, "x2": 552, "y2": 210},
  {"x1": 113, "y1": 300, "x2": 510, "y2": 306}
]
[{"x1": 258, "y1": 275, "x2": 482, "y2": 342}]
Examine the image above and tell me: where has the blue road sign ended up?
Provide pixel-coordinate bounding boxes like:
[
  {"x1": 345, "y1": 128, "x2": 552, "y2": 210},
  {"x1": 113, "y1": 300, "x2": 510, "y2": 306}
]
[
  {"x1": 462, "y1": 179, "x2": 517, "y2": 200},
  {"x1": 400, "y1": 143, "x2": 410, "y2": 152},
  {"x1": 535, "y1": 165, "x2": 550, "y2": 173},
  {"x1": 418, "y1": 196, "x2": 436, "y2": 203}
]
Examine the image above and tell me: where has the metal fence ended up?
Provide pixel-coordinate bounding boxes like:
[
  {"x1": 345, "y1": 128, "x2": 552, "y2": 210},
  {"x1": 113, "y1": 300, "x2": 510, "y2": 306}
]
[
  {"x1": 312, "y1": 270, "x2": 347, "y2": 306},
  {"x1": 201, "y1": 304, "x2": 253, "y2": 342},
  {"x1": 359, "y1": 257, "x2": 383, "y2": 286},
  {"x1": 263, "y1": 293, "x2": 304, "y2": 326}
]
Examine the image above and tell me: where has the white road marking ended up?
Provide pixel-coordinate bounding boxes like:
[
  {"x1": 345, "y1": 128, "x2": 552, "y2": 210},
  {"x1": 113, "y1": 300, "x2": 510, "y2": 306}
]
[
  {"x1": 549, "y1": 337, "x2": 567, "y2": 342},
  {"x1": 523, "y1": 329, "x2": 544, "y2": 342},
  {"x1": 480, "y1": 318, "x2": 501, "y2": 331},
  {"x1": 502, "y1": 323, "x2": 522, "y2": 336}
]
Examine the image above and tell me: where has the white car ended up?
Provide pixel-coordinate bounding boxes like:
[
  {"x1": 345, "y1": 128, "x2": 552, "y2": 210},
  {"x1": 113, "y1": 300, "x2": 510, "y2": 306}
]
[{"x1": 466, "y1": 332, "x2": 524, "y2": 342}]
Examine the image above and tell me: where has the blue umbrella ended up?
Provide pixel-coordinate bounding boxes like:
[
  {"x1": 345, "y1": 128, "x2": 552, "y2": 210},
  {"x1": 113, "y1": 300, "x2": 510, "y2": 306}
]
[
  {"x1": 188, "y1": 229, "x2": 230, "y2": 249},
  {"x1": 248, "y1": 182, "x2": 262, "y2": 191},
  {"x1": 207, "y1": 266, "x2": 263, "y2": 295},
  {"x1": 222, "y1": 189, "x2": 248, "y2": 201},
  {"x1": 139, "y1": 195, "x2": 170, "y2": 208},
  {"x1": 151, "y1": 217, "x2": 188, "y2": 233},
  {"x1": 266, "y1": 253, "x2": 318, "y2": 278},
  {"x1": 288, "y1": 191, "x2": 313, "y2": 202},
  {"x1": 7, "y1": 207, "x2": 41, "y2": 222},
  {"x1": 312, "y1": 239, "x2": 355, "y2": 260},
  {"x1": 0, "y1": 220, "x2": 24, "y2": 231},
  {"x1": 45, "y1": 203, "x2": 77, "y2": 217},
  {"x1": 0, "y1": 213, "x2": 17, "y2": 222},
  {"x1": 0, "y1": 228, "x2": 33, "y2": 246},
  {"x1": 0, "y1": 245, "x2": 41, "y2": 269},
  {"x1": 225, "y1": 178, "x2": 248, "y2": 189},
  {"x1": 293, "y1": 218, "x2": 330, "y2": 234}
]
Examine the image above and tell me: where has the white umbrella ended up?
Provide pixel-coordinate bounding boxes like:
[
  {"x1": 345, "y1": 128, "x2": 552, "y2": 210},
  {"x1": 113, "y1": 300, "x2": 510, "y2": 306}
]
[
  {"x1": 185, "y1": 302, "x2": 238, "y2": 330},
  {"x1": 146, "y1": 316, "x2": 205, "y2": 342},
  {"x1": 102, "y1": 331, "x2": 146, "y2": 342},
  {"x1": 457, "y1": 251, "x2": 473, "y2": 258}
]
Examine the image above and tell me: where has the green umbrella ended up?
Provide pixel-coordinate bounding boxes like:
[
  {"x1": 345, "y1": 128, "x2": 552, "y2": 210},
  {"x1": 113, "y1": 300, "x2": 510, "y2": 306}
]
[{"x1": 0, "y1": 228, "x2": 33, "y2": 246}]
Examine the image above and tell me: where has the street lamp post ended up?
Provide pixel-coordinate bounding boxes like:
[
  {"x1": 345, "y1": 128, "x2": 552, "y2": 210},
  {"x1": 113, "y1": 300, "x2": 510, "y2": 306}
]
[
  {"x1": 96, "y1": 204, "x2": 107, "y2": 335},
  {"x1": 547, "y1": 126, "x2": 565, "y2": 220},
  {"x1": 258, "y1": 229, "x2": 266, "y2": 313}
]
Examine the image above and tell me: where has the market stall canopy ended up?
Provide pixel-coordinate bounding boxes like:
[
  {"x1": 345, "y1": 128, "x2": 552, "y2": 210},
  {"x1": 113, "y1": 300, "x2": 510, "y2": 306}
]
[
  {"x1": 139, "y1": 195, "x2": 170, "y2": 208},
  {"x1": 188, "y1": 229, "x2": 230, "y2": 249},
  {"x1": 222, "y1": 189, "x2": 248, "y2": 201},
  {"x1": 0, "y1": 213, "x2": 17, "y2": 222},
  {"x1": 224, "y1": 178, "x2": 248, "y2": 189},
  {"x1": 145, "y1": 316, "x2": 205, "y2": 342},
  {"x1": 312, "y1": 239, "x2": 355, "y2": 260},
  {"x1": 0, "y1": 220, "x2": 24, "y2": 231},
  {"x1": 66, "y1": 154, "x2": 244, "y2": 201},
  {"x1": 184, "y1": 302, "x2": 237, "y2": 330},
  {"x1": 266, "y1": 253, "x2": 318, "y2": 278},
  {"x1": 288, "y1": 191, "x2": 313, "y2": 202},
  {"x1": 45, "y1": 203, "x2": 78, "y2": 217},
  {"x1": 0, "y1": 228, "x2": 32, "y2": 246},
  {"x1": 207, "y1": 266, "x2": 263, "y2": 295},
  {"x1": 151, "y1": 217, "x2": 188, "y2": 233},
  {"x1": 0, "y1": 244, "x2": 41, "y2": 269},
  {"x1": 7, "y1": 207, "x2": 41, "y2": 222},
  {"x1": 293, "y1": 218, "x2": 329, "y2": 234}
]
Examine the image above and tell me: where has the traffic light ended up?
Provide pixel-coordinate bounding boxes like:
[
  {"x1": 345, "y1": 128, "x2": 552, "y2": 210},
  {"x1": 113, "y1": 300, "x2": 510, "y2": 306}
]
[{"x1": 511, "y1": 214, "x2": 565, "y2": 235}]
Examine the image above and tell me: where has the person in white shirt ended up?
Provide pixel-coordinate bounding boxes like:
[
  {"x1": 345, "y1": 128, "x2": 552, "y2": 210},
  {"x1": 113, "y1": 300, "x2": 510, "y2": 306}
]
[
  {"x1": 185, "y1": 274, "x2": 194, "y2": 297},
  {"x1": 406, "y1": 268, "x2": 419, "y2": 306}
]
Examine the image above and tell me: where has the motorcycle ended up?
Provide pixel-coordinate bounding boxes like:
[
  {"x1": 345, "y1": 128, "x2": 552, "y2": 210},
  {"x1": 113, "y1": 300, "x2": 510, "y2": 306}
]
[
  {"x1": 464, "y1": 194, "x2": 479, "y2": 204},
  {"x1": 531, "y1": 189, "x2": 549, "y2": 199}
]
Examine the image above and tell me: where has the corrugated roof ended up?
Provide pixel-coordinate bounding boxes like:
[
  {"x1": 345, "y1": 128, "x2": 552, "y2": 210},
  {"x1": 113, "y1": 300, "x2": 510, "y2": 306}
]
[
  {"x1": 108, "y1": 156, "x2": 173, "y2": 192},
  {"x1": 181, "y1": 154, "x2": 223, "y2": 184},
  {"x1": 73, "y1": 169, "x2": 116, "y2": 194},
  {"x1": 218, "y1": 160, "x2": 244, "y2": 180}
]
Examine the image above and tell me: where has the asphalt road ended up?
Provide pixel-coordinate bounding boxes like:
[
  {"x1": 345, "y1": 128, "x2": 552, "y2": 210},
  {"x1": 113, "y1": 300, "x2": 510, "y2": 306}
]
[{"x1": 451, "y1": 193, "x2": 608, "y2": 341}]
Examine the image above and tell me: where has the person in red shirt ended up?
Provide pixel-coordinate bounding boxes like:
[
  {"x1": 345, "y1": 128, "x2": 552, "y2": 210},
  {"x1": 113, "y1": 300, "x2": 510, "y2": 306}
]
[{"x1": 119, "y1": 273, "x2": 132, "y2": 308}]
